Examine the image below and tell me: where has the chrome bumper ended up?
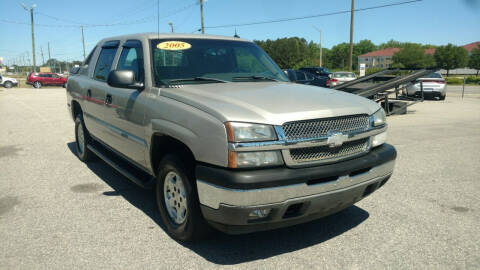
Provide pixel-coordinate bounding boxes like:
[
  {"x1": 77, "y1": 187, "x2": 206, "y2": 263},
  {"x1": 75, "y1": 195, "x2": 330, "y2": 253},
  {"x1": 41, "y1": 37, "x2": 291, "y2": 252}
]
[{"x1": 197, "y1": 160, "x2": 395, "y2": 209}]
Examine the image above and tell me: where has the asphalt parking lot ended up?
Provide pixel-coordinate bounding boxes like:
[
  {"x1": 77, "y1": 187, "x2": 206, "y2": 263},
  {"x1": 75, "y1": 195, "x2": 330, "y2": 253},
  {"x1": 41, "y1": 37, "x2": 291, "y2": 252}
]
[{"x1": 1, "y1": 85, "x2": 479, "y2": 269}]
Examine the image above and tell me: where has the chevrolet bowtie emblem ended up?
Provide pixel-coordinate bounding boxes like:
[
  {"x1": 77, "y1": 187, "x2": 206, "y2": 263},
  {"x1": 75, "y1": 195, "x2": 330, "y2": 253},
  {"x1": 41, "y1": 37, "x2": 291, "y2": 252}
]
[{"x1": 327, "y1": 132, "x2": 349, "y2": 148}]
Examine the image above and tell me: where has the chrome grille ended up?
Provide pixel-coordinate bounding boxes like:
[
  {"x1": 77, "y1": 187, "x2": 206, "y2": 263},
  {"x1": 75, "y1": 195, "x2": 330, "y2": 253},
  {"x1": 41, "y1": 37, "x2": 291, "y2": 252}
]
[
  {"x1": 282, "y1": 115, "x2": 370, "y2": 140},
  {"x1": 289, "y1": 138, "x2": 369, "y2": 163}
]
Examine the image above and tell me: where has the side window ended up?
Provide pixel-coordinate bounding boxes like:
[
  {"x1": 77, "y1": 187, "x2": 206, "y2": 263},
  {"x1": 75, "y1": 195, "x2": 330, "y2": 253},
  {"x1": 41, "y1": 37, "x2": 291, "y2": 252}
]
[
  {"x1": 117, "y1": 42, "x2": 144, "y2": 82},
  {"x1": 94, "y1": 47, "x2": 117, "y2": 81},
  {"x1": 295, "y1": 71, "x2": 306, "y2": 81},
  {"x1": 305, "y1": 72, "x2": 314, "y2": 80}
]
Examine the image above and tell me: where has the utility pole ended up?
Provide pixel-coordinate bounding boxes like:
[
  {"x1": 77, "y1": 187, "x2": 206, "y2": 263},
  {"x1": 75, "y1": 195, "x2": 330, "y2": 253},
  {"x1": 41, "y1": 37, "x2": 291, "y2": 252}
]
[
  {"x1": 22, "y1": 3, "x2": 37, "y2": 73},
  {"x1": 168, "y1": 22, "x2": 174, "y2": 33},
  {"x1": 81, "y1": 26, "x2": 86, "y2": 59},
  {"x1": 40, "y1": 46, "x2": 45, "y2": 65},
  {"x1": 348, "y1": 0, "x2": 354, "y2": 71},
  {"x1": 313, "y1": 26, "x2": 322, "y2": 67},
  {"x1": 200, "y1": 0, "x2": 205, "y2": 34}
]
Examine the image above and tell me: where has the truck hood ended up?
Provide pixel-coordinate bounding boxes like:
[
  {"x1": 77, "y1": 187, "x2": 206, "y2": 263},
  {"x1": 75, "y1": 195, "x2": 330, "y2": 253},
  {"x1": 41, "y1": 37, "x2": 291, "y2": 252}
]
[{"x1": 161, "y1": 82, "x2": 380, "y2": 125}]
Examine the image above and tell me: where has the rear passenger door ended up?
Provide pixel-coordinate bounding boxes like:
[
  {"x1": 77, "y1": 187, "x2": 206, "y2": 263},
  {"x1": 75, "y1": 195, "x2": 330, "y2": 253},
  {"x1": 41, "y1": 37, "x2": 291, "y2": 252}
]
[
  {"x1": 83, "y1": 40, "x2": 119, "y2": 143},
  {"x1": 102, "y1": 40, "x2": 147, "y2": 168}
]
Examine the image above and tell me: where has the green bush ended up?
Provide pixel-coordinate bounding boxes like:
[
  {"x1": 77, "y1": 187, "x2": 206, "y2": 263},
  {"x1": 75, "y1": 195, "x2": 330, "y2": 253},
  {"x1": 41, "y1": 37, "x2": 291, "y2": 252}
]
[
  {"x1": 445, "y1": 77, "x2": 463, "y2": 85},
  {"x1": 465, "y1": 76, "x2": 480, "y2": 84},
  {"x1": 365, "y1": 67, "x2": 383, "y2": 75}
]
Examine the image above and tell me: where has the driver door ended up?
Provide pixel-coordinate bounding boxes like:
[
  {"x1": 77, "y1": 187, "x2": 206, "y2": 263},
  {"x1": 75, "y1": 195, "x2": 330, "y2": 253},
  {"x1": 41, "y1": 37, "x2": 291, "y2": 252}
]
[{"x1": 102, "y1": 40, "x2": 147, "y2": 168}]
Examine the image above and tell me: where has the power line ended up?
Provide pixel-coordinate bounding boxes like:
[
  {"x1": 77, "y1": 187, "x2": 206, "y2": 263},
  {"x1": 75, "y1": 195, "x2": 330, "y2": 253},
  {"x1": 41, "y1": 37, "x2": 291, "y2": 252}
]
[
  {"x1": 203, "y1": 0, "x2": 422, "y2": 29},
  {"x1": 1, "y1": 2, "x2": 197, "y2": 28}
]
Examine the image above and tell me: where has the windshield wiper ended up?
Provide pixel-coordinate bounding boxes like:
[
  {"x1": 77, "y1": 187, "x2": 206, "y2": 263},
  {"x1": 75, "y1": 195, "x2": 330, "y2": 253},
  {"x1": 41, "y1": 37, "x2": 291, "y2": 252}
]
[
  {"x1": 232, "y1": 75, "x2": 278, "y2": 82},
  {"x1": 169, "y1": 77, "x2": 227, "y2": 84}
]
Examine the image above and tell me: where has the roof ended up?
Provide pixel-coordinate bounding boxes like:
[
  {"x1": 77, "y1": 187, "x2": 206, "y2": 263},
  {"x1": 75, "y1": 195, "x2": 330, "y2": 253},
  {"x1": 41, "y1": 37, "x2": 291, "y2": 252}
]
[
  {"x1": 462, "y1": 42, "x2": 480, "y2": 52},
  {"x1": 97, "y1": 32, "x2": 250, "y2": 44},
  {"x1": 358, "y1": 48, "x2": 400, "y2": 57},
  {"x1": 424, "y1": 48, "x2": 436, "y2": 55},
  {"x1": 359, "y1": 42, "x2": 480, "y2": 58}
]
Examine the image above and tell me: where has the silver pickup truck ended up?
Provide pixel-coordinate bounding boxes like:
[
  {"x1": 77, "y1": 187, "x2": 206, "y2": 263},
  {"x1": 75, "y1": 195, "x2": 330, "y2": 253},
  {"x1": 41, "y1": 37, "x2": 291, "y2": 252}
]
[{"x1": 67, "y1": 33, "x2": 396, "y2": 241}]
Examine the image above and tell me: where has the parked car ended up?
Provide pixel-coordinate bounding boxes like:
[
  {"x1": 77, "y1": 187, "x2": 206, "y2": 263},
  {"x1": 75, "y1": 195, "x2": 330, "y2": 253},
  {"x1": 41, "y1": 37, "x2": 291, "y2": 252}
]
[
  {"x1": 67, "y1": 33, "x2": 396, "y2": 241},
  {"x1": 404, "y1": 72, "x2": 446, "y2": 100},
  {"x1": 332, "y1": 71, "x2": 357, "y2": 85},
  {"x1": 0, "y1": 74, "x2": 18, "y2": 88},
  {"x1": 27, "y1": 72, "x2": 67, "y2": 88},
  {"x1": 299, "y1": 66, "x2": 332, "y2": 77},
  {"x1": 284, "y1": 69, "x2": 329, "y2": 87}
]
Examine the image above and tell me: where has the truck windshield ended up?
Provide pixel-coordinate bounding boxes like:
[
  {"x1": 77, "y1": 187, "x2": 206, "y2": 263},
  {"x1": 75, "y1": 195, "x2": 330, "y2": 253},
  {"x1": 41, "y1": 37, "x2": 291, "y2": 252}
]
[{"x1": 150, "y1": 39, "x2": 288, "y2": 86}]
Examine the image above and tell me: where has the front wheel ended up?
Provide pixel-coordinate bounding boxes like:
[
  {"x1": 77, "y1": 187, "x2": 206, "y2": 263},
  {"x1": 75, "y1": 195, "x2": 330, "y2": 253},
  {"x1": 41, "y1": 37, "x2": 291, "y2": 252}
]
[
  {"x1": 4, "y1": 81, "x2": 13, "y2": 88},
  {"x1": 33, "y1": 81, "x2": 42, "y2": 88},
  {"x1": 439, "y1": 94, "x2": 446, "y2": 100},
  {"x1": 156, "y1": 155, "x2": 211, "y2": 241},
  {"x1": 75, "y1": 114, "x2": 94, "y2": 161}
]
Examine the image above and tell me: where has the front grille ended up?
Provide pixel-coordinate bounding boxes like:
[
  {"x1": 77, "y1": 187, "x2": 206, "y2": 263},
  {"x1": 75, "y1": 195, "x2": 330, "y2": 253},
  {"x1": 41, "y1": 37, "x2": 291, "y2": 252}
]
[
  {"x1": 289, "y1": 138, "x2": 369, "y2": 163},
  {"x1": 282, "y1": 115, "x2": 370, "y2": 140}
]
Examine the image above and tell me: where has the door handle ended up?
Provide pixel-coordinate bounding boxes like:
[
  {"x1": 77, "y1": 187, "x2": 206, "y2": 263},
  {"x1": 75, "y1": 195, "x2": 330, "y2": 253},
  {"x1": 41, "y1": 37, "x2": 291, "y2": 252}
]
[
  {"x1": 105, "y1": 94, "x2": 113, "y2": 105},
  {"x1": 87, "y1": 89, "x2": 92, "y2": 97}
]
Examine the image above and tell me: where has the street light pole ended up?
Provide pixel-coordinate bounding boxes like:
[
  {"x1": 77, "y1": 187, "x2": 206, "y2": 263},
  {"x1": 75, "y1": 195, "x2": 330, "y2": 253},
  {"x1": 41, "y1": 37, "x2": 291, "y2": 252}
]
[
  {"x1": 313, "y1": 26, "x2": 322, "y2": 67},
  {"x1": 168, "y1": 22, "x2": 174, "y2": 33},
  {"x1": 22, "y1": 3, "x2": 37, "y2": 73}
]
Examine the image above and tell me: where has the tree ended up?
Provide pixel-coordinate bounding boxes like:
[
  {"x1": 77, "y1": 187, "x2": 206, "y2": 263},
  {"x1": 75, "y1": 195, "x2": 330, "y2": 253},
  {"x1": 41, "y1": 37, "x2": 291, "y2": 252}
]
[
  {"x1": 255, "y1": 37, "x2": 312, "y2": 69},
  {"x1": 326, "y1": 43, "x2": 350, "y2": 69},
  {"x1": 354, "y1": 39, "x2": 377, "y2": 55},
  {"x1": 392, "y1": 44, "x2": 430, "y2": 69},
  {"x1": 469, "y1": 45, "x2": 480, "y2": 76},
  {"x1": 434, "y1": 44, "x2": 469, "y2": 76},
  {"x1": 378, "y1": 39, "x2": 403, "y2": 50}
]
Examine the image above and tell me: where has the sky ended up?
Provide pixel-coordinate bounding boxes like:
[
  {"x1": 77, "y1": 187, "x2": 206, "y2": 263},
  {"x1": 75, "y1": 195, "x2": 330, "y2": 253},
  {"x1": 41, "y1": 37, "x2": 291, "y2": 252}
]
[{"x1": 0, "y1": 0, "x2": 479, "y2": 64}]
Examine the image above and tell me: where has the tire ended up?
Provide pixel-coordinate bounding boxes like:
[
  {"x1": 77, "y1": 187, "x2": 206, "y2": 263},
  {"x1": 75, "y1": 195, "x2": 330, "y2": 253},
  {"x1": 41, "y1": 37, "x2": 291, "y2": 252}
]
[
  {"x1": 33, "y1": 81, "x2": 42, "y2": 88},
  {"x1": 156, "y1": 154, "x2": 211, "y2": 241},
  {"x1": 439, "y1": 94, "x2": 446, "y2": 100},
  {"x1": 74, "y1": 114, "x2": 94, "y2": 162},
  {"x1": 4, "y1": 81, "x2": 13, "y2": 88}
]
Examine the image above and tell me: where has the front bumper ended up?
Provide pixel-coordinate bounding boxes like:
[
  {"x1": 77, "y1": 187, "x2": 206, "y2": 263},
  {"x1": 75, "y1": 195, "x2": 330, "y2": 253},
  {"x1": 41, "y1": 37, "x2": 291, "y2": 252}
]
[{"x1": 196, "y1": 144, "x2": 396, "y2": 234}]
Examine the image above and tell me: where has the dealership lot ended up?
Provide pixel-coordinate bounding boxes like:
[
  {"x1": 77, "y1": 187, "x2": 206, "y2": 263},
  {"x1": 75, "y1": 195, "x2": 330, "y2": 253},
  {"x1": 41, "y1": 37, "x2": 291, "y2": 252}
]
[{"x1": 0, "y1": 86, "x2": 479, "y2": 269}]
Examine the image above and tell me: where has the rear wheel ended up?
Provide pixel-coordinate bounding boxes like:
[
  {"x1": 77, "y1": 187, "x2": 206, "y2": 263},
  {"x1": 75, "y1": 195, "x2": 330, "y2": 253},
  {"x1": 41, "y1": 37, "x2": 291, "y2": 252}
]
[
  {"x1": 75, "y1": 114, "x2": 94, "y2": 161},
  {"x1": 33, "y1": 81, "x2": 42, "y2": 88},
  {"x1": 156, "y1": 155, "x2": 211, "y2": 241},
  {"x1": 4, "y1": 81, "x2": 13, "y2": 88}
]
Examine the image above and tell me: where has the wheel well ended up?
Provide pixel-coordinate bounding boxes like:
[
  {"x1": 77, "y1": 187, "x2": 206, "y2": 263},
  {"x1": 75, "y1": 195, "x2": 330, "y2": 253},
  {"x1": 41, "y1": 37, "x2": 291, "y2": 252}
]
[
  {"x1": 150, "y1": 134, "x2": 196, "y2": 176},
  {"x1": 71, "y1": 100, "x2": 82, "y2": 119}
]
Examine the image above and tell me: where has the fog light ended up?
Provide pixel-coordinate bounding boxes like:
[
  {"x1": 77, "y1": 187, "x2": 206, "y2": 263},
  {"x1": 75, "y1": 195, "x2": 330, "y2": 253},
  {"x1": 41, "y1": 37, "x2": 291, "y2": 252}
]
[
  {"x1": 371, "y1": 131, "x2": 387, "y2": 148},
  {"x1": 248, "y1": 209, "x2": 271, "y2": 219}
]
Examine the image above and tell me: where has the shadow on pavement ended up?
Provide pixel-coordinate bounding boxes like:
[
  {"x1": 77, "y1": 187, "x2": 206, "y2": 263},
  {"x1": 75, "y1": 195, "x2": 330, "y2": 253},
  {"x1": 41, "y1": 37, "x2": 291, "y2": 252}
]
[{"x1": 67, "y1": 142, "x2": 370, "y2": 265}]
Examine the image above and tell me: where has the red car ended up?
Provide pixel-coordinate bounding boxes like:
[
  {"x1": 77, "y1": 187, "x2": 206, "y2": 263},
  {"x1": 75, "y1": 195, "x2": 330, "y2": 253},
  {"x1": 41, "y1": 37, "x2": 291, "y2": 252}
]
[{"x1": 27, "y1": 72, "x2": 67, "y2": 88}]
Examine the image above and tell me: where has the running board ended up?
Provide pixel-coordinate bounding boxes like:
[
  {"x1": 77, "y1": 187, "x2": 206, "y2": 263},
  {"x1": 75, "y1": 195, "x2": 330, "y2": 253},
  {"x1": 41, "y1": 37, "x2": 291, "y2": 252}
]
[{"x1": 87, "y1": 144, "x2": 155, "y2": 189}]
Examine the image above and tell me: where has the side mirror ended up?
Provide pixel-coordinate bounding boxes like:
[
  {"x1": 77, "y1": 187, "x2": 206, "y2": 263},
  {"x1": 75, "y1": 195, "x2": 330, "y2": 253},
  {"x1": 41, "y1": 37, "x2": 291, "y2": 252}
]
[
  {"x1": 107, "y1": 70, "x2": 144, "y2": 90},
  {"x1": 70, "y1": 66, "x2": 80, "y2": 74}
]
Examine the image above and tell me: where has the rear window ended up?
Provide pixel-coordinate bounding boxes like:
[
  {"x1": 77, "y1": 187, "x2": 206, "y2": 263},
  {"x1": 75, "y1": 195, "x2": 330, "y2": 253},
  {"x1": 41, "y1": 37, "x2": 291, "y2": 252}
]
[
  {"x1": 426, "y1": 72, "x2": 442, "y2": 79},
  {"x1": 334, "y1": 72, "x2": 355, "y2": 78}
]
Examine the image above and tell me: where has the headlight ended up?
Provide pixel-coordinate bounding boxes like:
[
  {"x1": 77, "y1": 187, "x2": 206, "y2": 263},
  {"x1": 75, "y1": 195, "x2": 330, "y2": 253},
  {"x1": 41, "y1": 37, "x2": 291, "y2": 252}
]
[
  {"x1": 372, "y1": 108, "x2": 386, "y2": 126},
  {"x1": 225, "y1": 122, "x2": 277, "y2": 142},
  {"x1": 228, "y1": 151, "x2": 283, "y2": 168}
]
